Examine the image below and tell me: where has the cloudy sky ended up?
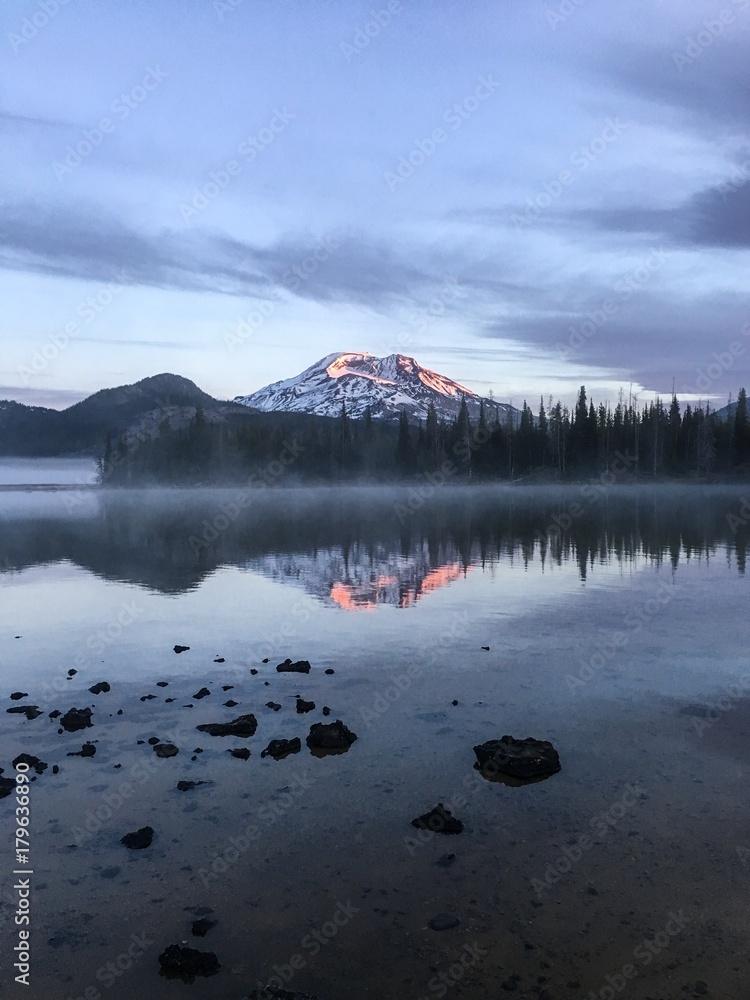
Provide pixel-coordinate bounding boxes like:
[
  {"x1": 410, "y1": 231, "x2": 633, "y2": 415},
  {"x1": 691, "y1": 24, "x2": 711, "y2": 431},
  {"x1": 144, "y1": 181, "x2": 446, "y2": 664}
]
[{"x1": 1, "y1": 0, "x2": 749, "y2": 410}]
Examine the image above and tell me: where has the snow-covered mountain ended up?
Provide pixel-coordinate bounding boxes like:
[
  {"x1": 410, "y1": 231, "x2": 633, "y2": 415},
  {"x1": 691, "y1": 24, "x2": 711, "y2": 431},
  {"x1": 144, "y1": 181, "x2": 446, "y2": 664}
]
[{"x1": 234, "y1": 352, "x2": 517, "y2": 422}]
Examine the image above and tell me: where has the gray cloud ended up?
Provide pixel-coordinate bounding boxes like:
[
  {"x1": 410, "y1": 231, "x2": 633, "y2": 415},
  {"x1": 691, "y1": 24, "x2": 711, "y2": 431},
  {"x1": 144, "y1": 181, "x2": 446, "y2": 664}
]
[
  {"x1": 0, "y1": 201, "x2": 447, "y2": 309},
  {"x1": 569, "y1": 180, "x2": 750, "y2": 248},
  {"x1": 0, "y1": 110, "x2": 84, "y2": 130}
]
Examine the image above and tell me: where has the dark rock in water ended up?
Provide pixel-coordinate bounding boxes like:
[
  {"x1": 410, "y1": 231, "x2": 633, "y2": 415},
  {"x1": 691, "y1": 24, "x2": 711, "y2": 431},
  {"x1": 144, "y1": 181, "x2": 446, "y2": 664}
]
[
  {"x1": 451, "y1": 700, "x2": 459, "y2": 706},
  {"x1": 193, "y1": 748, "x2": 203, "y2": 754},
  {"x1": 140, "y1": 694, "x2": 157, "y2": 701},
  {"x1": 10, "y1": 692, "x2": 28, "y2": 701},
  {"x1": 196, "y1": 714, "x2": 257, "y2": 738},
  {"x1": 262, "y1": 658, "x2": 269, "y2": 663},
  {"x1": 322, "y1": 706, "x2": 331, "y2": 716},
  {"x1": 156, "y1": 681, "x2": 169, "y2": 688},
  {"x1": 13, "y1": 753, "x2": 48, "y2": 774},
  {"x1": 49, "y1": 710, "x2": 61, "y2": 718},
  {"x1": 0, "y1": 776, "x2": 16, "y2": 799},
  {"x1": 221, "y1": 685, "x2": 233, "y2": 691},
  {"x1": 158, "y1": 944, "x2": 219, "y2": 982},
  {"x1": 250, "y1": 669, "x2": 258, "y2": 675},
  {"x1": 214, "y1": 657, "x2": 225, "y2": 663},
  {"x1": 412, "y1": 803, "x2": 464, "y2": 835},
  {"x1": 473, "y1": 735, "x2": 561, "y2": 782},
  {"x1": 266, "y1": 702, "x2": 282, "y2": 712},
  {"x1": 52, "y1": 765, "x2": 60, "y2": 774},
  {"x1": 324, "y1": 668, "x2": 335, "y2": 675},
  {"x1": 436, "y1": 853, "x2": 457, "y2": 868},
  {"x1": 121, "y1": 826, "x2": 154, "y2": 850},
  {"x1": 276, "y1": 658, "x2": 311, "y2": 674},
  {"x1": 306, "y1": 720, "x2": 357, "y2": 753},
  {"x1": 296, "y1": 697, "x2": 315, "y2": 714},
  {"x1": 154, "y1": 743, "x2": 179, "y2": 758},
  {"x1": 60, "y1": 707, "x2": 93, "y2": 732},
  {"x1": 148, "y1": 737, "x2": 160, "y2": 745},
  {"x1": 247, "y1": 988, "x2": 324, "y2": 1000},
  {"x1": 7, "y1": 705, "x2": 42, "y2": 721},
  {"x1": 191, "y1": 918, "x2": 217, "y2": 937},
  {"x1": 89, "y1": 682, "x2": 110, "y2": 695},
  {"x1": 481, "y1": 646, "x2": 490, "y2": 651},
  {"x1": 165, "y1": 698, "x2": 175, "y2": 703},
  {"x1": 428, "y1": 913, "x2": 460, "y2": 931},
  {"x1": 177, "y1": 780, "x2": 209, "y2": 791},
  {"x1": 68, "y1": 743, "x2": 96, "y2": 758},
  {"x1": 228, "y1": 747, "x2": 250, "y2": 760},
  {"x1": 193, "y1": 687, "x2": 211, "y2": 700},
  {"x1": 100, "y1": 866, "x2": 120, "y2": 879},
  {"x1": 67, "y1": 668, "x2": 77, "y2": 677},
  {"x1": 173, "y1": 645, "x2": 190, "y2": 654},
  {"x1": 223, "y1": 700, "x2": 238, "y2": 707},
  {"x1": 679, "y1": 704, "x2": 709, "y2": 718},
  {"x1": 261, "y1": 738, "x2": 302, "y2": 760}
]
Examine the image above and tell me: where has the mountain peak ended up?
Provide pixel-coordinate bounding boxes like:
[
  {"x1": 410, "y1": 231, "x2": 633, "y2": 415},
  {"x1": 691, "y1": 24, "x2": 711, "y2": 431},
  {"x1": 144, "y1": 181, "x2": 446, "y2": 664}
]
[{"x1": 234, "y1": 352, "x2": 516, "y2": 422}]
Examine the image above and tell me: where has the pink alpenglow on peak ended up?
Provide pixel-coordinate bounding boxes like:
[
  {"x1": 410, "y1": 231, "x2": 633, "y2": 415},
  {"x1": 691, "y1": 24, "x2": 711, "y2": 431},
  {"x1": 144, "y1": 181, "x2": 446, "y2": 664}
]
[{"x1": 234, "y1": 352, "x2": 517, "y2": 423}]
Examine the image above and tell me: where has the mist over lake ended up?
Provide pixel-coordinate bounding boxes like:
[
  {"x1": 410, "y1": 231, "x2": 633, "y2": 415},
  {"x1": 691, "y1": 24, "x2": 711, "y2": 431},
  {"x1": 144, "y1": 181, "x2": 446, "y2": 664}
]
[{"x1": 1, "y1": 480, "x2": 749, "y2": 998}]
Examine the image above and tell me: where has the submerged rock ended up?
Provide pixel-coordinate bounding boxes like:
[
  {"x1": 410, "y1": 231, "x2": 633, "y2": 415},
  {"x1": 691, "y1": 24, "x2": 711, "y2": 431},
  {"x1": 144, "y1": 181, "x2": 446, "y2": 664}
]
[
  {"x1": 9, "y1": 692, "x2": 28, "y2": 701},
  {"x1": 0, "y1": 776, "x2": 16, "y2": 799},
  {"x1": 296, "y1": 697, "x2": 315, "y2": 714},
  {"x1": 177, "y1": 780, "x2": 208, "y2": 791},
  {"x1": 60, "y1": 707, "x2": 93, "y2": 732},
  {"x1": 428, "y1": 912, "x2": 460, "y2": 931},
  {"x1": 6, "y1": 705, "x2": 42, "y2": 721},
  {"x1": 228, "y1": 747, "x2": 251, "y2": 760},
  {"x1": 191, "y1": 918, "x2": 217, "y2": 937},
  {"x1": 436, "y1": 853, "x2": 457, "y2": 868},
  {"x1": 67, "y1": 743, "x2": 96, "y2": 758},
  {"x1": 173, "y1": 645, "x2": 190, "y2": 654},
  {"x1": 193, "y1": 687, "x2": 211, "y2": 700},
  {"x1": 12, "y1": 753, "x2": 48, "y2": 774},
  {"x1": 153, "y1": 743, "x2": 179, "y2": 758},
  {"x1": 306, "y1": 720, "x2": 357, "y2": 753},
  {"x1": 276, "y1": 658, "x2": 311, "y2": 674},
  {"x1": 473, "y1": 735, "x2": 561, "y2": 782},
  {"x1": 89, "y1": 682, "x2": 111, "y2": 695},
  {"x1": 158, "y1": 944, "x2": 219, "y2": 982},
  {"x1": 196, "y1": 714, "x2": 257, "y2": 738},
  {"x1": 266, "y1": 701, "x2": 282, "y2": 712},
  {"x1": 121, "y1": 826, "x2": 154, "y2": 850},
  {"x1": 261, "y1": 737, "x2": 302, "y2": 760},
  {"x1": 411, "y1": 803, "x2": 464, "y2": 835}
]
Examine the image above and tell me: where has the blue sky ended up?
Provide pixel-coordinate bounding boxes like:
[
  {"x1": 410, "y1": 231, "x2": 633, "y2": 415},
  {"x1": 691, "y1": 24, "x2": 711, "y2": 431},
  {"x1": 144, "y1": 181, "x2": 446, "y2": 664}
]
[{"x1": 1, "y1": 0, "x2": 749, "y2": 409}]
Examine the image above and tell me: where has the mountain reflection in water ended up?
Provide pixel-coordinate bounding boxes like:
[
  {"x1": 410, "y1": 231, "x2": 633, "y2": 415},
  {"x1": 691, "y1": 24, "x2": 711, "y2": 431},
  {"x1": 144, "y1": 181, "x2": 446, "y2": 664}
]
[{"x1": 0, "y1": 484, "x2": 747, "y2": 602}]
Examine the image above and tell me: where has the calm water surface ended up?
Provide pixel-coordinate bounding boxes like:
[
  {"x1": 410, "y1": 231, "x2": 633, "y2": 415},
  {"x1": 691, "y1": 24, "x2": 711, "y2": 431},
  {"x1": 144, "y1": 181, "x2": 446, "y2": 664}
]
[{"x1": 1, "y1": 482, "x2": 749, "y2": 999}]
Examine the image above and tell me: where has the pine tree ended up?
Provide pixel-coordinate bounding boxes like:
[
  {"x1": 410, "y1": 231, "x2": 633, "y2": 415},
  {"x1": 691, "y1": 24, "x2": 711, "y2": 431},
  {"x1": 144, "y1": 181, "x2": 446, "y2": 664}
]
[
  {"x1": 734, "y1": 387, "x2": 750, "y2": 466},
  {"x1": 395, "y1": 408, "x2": 414, "y2": 475}
]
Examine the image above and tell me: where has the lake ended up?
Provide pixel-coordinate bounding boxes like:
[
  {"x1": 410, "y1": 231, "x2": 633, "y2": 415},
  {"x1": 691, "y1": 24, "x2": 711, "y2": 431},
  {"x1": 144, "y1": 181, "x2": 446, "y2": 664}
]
[{"x1": 1, "y1": 478, "x2": 749, "y2": 999}]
